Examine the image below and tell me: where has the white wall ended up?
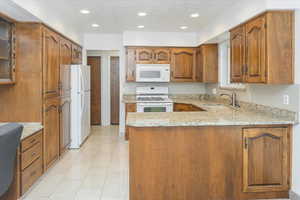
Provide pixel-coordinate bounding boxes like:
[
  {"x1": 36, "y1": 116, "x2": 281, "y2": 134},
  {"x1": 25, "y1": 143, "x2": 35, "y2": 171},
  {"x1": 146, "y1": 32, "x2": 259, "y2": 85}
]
[
  {"x1": 10, "y1": 0, "x2": 83, "y2": 44},
  {"x1": 123, "y1": 31, "x2": 198, "y2": 47},
  {"x1": 84, "y1": 34, "x2": 123, "y2": 50},
  {"x1": 197, "y1": 0, "x2": 267, "y2": 44}
]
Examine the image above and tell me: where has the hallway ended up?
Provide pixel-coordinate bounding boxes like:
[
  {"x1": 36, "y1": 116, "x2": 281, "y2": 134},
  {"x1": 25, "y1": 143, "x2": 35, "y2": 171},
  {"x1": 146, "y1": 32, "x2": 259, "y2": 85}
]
[{"x1": 23, "y1": 126, "x2": 129, "y2": 200}]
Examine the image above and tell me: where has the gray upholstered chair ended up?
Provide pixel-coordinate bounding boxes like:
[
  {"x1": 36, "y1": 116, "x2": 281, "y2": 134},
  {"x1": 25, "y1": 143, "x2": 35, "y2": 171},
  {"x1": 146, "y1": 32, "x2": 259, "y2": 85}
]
[{"x1": 0, "y1": 123, "x2": 23, "y2": 197}]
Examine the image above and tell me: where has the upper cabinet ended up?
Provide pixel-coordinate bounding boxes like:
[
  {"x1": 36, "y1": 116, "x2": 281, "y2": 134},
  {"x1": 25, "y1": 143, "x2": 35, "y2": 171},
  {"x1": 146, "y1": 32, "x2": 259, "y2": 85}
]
[
  {"x1": 230, "y1": 11, "x2": 294, "y2": 84},
  {"x1": 153, "y1": 48, "x2": 171, "y2": 64},
  {"x1": 195, "y1": 44, "x2": 218, "y2": 83},
  {"x1": 0, "y1": 15, "x2": 16, "y2": 84},
  {"x1": 43, "y1": 28, "x2": 60, "y2": 99},
  {"x1": 71, "y1": 44, "x2": 82, "y2": 64},
  {"x1": 125, "y1": 46, "x2": 218, "y2": 83},
  {"x1": 171, "y1": 48, "x2": 195, "y2": 82}
]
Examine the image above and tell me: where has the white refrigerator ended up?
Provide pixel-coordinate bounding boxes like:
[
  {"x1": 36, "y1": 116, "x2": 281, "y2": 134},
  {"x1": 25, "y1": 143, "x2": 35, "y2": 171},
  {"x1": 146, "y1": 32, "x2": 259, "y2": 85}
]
[{"x1": 70, "y1": 65, "x2": 91, "y2": 149}]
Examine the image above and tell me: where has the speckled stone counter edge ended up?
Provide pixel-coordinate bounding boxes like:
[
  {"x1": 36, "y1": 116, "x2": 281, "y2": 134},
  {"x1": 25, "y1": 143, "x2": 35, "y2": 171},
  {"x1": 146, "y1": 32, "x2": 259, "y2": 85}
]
[{"x1": 123, "y1": 93, "x2": 298, "y2": 123}]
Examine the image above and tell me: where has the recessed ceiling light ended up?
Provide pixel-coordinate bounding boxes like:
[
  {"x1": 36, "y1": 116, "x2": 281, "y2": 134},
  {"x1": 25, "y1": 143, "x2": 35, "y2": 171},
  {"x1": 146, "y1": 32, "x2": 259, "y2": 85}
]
[
  {"x1": 190, "y1": 13, "x2": 199, "y2": 18},
  {"x1": 80, "y1": 9, "x2": 90, "y2": 14},
  {"x1": 91, "y1": 24, "x2": 99, "y2": 28},
  {"x1": 137, "y1": 12, "x2": 147, "y2": 17},
  {"x1": 137, "y1": 25, "x2": 145, "y2": 29},
  {"x1": 180, "y1": 26, "x2": 188, "y2": 30}
]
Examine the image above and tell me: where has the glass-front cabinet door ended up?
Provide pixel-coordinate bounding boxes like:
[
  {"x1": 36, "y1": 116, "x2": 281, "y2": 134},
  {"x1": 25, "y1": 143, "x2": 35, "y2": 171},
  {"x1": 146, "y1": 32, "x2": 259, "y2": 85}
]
[{"x1": 0, "y1": 16, "x2": 16, "y2": 84}]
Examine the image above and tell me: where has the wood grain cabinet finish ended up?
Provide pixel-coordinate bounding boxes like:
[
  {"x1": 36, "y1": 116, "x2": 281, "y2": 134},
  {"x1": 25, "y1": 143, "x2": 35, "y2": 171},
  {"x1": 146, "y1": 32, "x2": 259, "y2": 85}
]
[
  {"x1": 195, "y1": 44, "x2": 218, "y2": 83},
  {"x1": 230, "y1": 25, "x2": 246, "y2": 83},
  {"x1": 171, "y1": 48, "x2": 195, "y2": 82},
  {"x1": 125, "y1": 103, "x2": 136, "y2": 140},
  {"x1": 126, "y1": 48, "x2": 136, "y2": 82},
  {"x1": 43, "y1": 28, "x2": 60, "y2": 98},
  {"x1": 136, "y1": 48, "x2": 153, "y2": 64},
  {"x1": 153, "y1": 48, "x2": 171, "y2": 64},
  {"x1": 20, "y1": 131, "x2": 43, "y2": 195},
  {"x1": 43, "y1": 97, "x2": 60, "y2": 170},
  {"x1": 243, "y1": 127, "x2": 290, "y2": 193},
  {"x1": 71, "y1": 44, "x2": 82, "y2": 64},
  {"x1": 230, "y1": 11, "x2": 294, "y2": 84},
  {"x1": 59, "y1": 97, "x2": 71, "y2": 155},
  {"x1": 0, "y1": 14, "x2": 16, "y2": 85}
]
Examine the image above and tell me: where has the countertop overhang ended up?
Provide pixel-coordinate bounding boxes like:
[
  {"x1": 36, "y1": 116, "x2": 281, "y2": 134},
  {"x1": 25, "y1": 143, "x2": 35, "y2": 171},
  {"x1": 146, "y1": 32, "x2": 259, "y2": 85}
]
[
  {"x1": 0, "y1": 123, "x2": 43, "y2": 140},
  {"x1": 125, "y1": 96, "x2": 297, "y2": 127}
]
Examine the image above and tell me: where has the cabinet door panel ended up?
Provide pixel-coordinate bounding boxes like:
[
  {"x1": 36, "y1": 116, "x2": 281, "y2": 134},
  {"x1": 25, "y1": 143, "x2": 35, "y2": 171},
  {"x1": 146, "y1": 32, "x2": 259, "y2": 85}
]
[
  {"x1": 171, "y1": 48, "x2": 195, "y2": 82},
  {"x1": 245, "y1": 16, "x2": 266, "y2": 83},
  {"x1": 59, "y1": 98, "x2": 71, "y2": 155},
  {"x1": 230, "y1": 26, "x2": 245, "y2": 83},
  {"x1": 60, "y1": 40, "x2": 72, "y2": 97},
  {"x1": 195, "y1": 47, "x2": 203, "y2": 82},
  {"x1": 136, "y1": 48, "x2": 153, "y2": 64},
  {"x1": 43, "y1": 29, "x2": 60, "y2": 98},
  {"x1": 44, "y1": 98, "x2": 60, "y2": 169},
  {"x1": 153, "y1": 48, "x2": 171, "y2": 64},
  {"x1": 126, "y1": 48, "x2": 136, "y2": 82},
  {"x1": 243, "y1": 127, "x2": 289, "y2": 192}
]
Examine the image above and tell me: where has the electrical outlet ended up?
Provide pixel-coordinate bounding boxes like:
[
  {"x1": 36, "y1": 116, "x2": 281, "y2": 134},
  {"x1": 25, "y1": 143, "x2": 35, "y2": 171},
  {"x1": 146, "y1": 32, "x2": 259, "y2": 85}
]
[
  {"x1": 212, "y1": 88, "x2": 217, "y2": 94},
  {"x1": 283, "y1": 95, "x2": 289, "y2": 105}
]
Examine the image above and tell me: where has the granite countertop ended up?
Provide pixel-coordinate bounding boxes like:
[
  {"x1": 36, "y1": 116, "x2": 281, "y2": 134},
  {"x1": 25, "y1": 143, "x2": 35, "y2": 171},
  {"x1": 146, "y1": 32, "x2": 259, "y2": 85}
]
[
  {"x1": 0, "y1": 122, "x2": 43, "y2": 140},
  {"x1": 124, "y1": 95, "x2": 297, "y2": 127}
]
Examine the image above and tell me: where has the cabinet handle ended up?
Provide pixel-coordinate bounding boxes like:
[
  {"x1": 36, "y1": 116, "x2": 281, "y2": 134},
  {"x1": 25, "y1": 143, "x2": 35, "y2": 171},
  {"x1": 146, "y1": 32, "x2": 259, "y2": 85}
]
[
  {"x1": 244, "y1": 64, "x2": 248, "y2": 74},
  {"x1": 31, "y1": 152, "x2": 37, "y2": 157},
  {"x1": 244, "y1": 138, "x2": 248, "y2": 149},
  {"x1": 45, "y1": 105, "x2": 57, "y2": 112},
  {"x1": 30, "y1": 171, "x2": 37, "y2": 177}
]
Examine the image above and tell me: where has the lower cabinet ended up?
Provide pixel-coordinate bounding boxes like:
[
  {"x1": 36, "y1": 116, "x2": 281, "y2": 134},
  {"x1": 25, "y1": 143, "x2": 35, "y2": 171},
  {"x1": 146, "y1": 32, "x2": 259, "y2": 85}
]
[
  {"x1": 243, "y1": 127, "x2": 290, "y2": 192},
  {"x1": 125, "y1": 103, "x2": 136, "y2": 140},
  {"x1": 59, "y1": 97, "x2": 71, "y2": 155},
  {"x1": 20, "y1": 131, "x2": 43, "y2": 195},
  {"x1": 43, "y1": 97, "x2": 60, "y2": 170}
]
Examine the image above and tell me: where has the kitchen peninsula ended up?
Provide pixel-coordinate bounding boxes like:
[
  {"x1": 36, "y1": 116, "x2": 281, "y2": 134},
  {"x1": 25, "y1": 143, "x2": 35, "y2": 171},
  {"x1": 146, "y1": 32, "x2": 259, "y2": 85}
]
[{"x1": 125, "y1": 95, "x2": 297, "y2": 200}]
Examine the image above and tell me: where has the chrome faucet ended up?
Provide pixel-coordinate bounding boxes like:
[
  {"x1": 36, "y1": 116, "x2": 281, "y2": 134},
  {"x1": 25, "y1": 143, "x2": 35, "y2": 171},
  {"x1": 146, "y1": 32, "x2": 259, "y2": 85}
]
[{"x1": 220, "y1": 92, "x2": 240, "y2": 107}]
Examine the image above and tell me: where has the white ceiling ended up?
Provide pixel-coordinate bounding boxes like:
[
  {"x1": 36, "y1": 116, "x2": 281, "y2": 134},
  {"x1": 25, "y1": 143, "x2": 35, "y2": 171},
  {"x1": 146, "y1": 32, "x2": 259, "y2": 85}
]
[{"x1": 12, "y1": 0, "x2": 240, "y2": 34}]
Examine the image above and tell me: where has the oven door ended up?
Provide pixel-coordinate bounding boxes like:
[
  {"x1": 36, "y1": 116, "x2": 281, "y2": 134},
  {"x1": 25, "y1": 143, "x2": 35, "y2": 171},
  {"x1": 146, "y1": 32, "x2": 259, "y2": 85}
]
[
  {"x1": 137, "y1": 103, "x2": 173, "y2": 112},
  {"x1": 136, "y1": 64, "x2": 170, "y2": 82}
]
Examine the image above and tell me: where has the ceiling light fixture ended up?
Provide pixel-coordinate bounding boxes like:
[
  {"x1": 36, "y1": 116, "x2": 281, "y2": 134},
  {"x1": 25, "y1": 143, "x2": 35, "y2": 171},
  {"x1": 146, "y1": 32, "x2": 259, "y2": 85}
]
[
  {"x1": 137, "y1": 25, "x2": 145, "y2": 29},
  {"x1": 137, "y1": 12, "x2": 147, "y2": 17},
  {"x1": 91, "y1": 23, "x2": 99, "y2": 28},
  {"x1": 80, "y1": 9, "x2": 90, "y2": 14},
  {"x1": 180, "y1": 26, "x2": 188, "y2": 30},
  {"x1": 190, "y1": 13, "x2": 199, "y2": 18}
]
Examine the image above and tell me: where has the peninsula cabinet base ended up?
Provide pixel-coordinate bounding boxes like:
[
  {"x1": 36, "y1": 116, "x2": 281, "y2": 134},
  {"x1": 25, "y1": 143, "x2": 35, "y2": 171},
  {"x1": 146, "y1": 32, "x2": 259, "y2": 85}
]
[{"x1": 129, "y1": 125, "x2": 291, "y2": 200}]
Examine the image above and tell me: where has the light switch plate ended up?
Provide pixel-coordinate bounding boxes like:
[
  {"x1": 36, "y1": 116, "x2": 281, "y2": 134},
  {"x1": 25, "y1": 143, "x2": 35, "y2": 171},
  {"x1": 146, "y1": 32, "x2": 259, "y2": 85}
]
[{"x1": 283, "y1": 95, "x2": 289, "y2": 105}]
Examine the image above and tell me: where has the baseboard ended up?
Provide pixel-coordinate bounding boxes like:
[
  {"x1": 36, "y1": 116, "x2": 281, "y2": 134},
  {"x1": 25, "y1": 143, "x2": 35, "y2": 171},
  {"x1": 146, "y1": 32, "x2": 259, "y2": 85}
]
[{"x1": 290, "y1": 190, "x2": 300, "y2": 200}]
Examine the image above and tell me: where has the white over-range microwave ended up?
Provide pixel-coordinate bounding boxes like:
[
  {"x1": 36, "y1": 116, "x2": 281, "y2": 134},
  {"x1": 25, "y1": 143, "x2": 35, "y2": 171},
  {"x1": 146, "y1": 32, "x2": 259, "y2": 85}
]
[{"x1": 136, "y1": 64, "x2": 170, "y2": 82}]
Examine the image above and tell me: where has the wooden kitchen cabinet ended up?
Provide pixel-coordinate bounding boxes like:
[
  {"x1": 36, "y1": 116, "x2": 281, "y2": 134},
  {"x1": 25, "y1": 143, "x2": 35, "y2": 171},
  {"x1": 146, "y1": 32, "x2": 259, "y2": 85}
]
[
  {"x1": 43, "y1": 28, "x2": 60, "y2": 99},
  {"x1": 20, "y1": 131, "x2": 43, "y2": 195},
  {"x1": 230, "y1": 11, "x2": 294, "y2": 84},
  {"x1": 0, "y1": 14, "x2": 16, "y2": 84},
  {"x1": 171, "y1": 48, "x2": 195, "y2": 82},
  {"x1": 230, "y1": 25, "x2": 246, "y2": 83},
  {"x1": 153, "y1": 48, "x2": 171, "y2": 64},
  {"x1": 43, "y1": 97, "x2": 60, "y2": 170},
  {"x1": 195, "y1": 44, "x2": 218, "y2": 83},
  {"x1": 59, "y1": 97, "x2": 71, "y2": 155},
  {"x1": 243, "y1": 127, "x2": 290, "y2": 192},
  {"x1": 136, "y1": 48, "x2": 153, "y2": 64},
  {"x1": 125, "y1": 103, "x2": 136, "y2": 140},
  {"x1": 173, "y1": 103, "x2": 205, "y2": 112},
  {"x1": 126, "y1": 48, "x2": 136, "y2": 82},
  {"x1": 72, "y1": 44, "x2": 82, "y2": 64}
]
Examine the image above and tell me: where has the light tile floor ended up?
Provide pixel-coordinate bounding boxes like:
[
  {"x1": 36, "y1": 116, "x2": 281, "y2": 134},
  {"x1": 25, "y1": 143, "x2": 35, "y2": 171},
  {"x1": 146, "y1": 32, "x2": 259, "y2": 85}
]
[
  {"x1": 22, "y1": 126, "x2": 128, "y2": 200},
  {"x1": 22, "y1": 125, "x2": 290, "y2": 200}
]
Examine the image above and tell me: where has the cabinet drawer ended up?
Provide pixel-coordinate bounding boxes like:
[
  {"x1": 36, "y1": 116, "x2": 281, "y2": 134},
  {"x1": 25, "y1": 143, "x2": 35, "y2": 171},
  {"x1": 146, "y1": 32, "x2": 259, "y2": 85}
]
[
  {"x1": 21, "y1": 131, "x2": 42, "y2": 152},
  {"x1": 21, "y1": 157, "x2": 43, "y2": 194},
  {"x1": 21, "y1": 142, "x2": 42, "y2": 170}
]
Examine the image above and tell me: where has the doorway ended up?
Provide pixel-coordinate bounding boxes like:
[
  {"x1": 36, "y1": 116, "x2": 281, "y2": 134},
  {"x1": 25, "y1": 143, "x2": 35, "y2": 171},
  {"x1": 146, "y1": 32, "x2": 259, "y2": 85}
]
[
  {"x1": 110, "y1": 56, "x2": 120, "y2": 125},
  {"x1": 87, "y1": 56, "x2": 101, "y2": 125}
]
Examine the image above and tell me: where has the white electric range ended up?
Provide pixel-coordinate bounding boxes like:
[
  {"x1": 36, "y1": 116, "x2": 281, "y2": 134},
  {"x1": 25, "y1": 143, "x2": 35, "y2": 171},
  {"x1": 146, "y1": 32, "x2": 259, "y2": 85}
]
[{"x1": 136, "y1": 87, "x2": 173, "y2": 112}]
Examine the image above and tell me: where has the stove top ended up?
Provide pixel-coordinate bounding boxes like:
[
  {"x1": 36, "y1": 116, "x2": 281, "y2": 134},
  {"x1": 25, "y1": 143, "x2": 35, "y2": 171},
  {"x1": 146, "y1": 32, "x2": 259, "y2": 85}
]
[{"x1": 137, "y1": 97, "x2": 165, "y2": 101}]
